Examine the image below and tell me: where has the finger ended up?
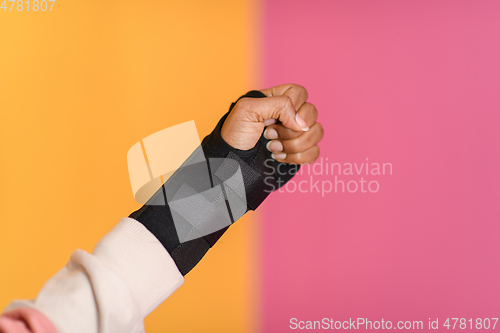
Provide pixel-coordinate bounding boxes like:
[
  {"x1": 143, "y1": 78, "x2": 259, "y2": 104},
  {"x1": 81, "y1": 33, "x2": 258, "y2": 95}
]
[
  {"x1": 266, "y1": 122, "x2": 324, "y2": 154},
  {"x1": 271, "y1": 145, "x2": 320, "y2": 165},
  {"x1": 264, "y1": 125, "x2": 299, "y2": 140},
  {"x1": 297, "y1": 102, "x2": 318, "y2": 128},
  {"x1": 236, "y1": 95, "x2": 309, "y2": 132},
  {"x1": 260, "y1": 84, "x2": 309, "y2": 111},
  {"x1": 264, "y1": 102, "x2": 319, "y2": 140}
]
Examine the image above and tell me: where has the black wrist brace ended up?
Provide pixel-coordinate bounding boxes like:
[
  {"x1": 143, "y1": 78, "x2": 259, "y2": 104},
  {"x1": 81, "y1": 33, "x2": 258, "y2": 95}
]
[{"x1": 130, "y1": 90, "x2": 300, "y2": 275}]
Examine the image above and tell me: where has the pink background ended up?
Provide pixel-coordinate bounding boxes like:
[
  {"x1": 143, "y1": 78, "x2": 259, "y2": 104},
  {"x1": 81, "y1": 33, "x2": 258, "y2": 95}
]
[{"x1": 260, "y1": 1, "x2": 500, "y2": 331}]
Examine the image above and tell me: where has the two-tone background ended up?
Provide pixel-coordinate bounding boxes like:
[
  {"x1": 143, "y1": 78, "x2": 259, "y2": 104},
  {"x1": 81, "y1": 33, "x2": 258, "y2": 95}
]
[{"x1": 1, "y1": 1, "x2": 499, "y2": 332}]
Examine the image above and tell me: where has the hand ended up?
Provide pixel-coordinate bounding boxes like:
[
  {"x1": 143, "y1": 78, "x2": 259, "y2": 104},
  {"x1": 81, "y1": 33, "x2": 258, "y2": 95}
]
[{"x1": 221, "y1": 84, "x2": 323, "y2": 164}]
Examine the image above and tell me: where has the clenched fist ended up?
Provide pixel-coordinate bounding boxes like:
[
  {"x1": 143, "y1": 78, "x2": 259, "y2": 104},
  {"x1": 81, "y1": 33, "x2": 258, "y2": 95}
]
[{"x1": 221, "y1": 84, "x2": 323, "y2": 165}]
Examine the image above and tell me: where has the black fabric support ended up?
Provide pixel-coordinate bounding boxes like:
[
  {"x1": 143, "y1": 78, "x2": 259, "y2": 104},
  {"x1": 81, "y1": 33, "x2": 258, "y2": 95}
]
[{"x1": 129, "y1": 90, "x2": 300, "y2": 275}]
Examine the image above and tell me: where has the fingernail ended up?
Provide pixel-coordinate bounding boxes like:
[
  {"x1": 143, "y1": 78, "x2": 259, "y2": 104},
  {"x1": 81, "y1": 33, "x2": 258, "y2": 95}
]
[
  {"x1": 264, "y1": 119, "x2": 276, "y2": 126},
  {"x1": 264, "y1": 128, "x2": 278, "y2": 140},
  {"x1": 272, "y1": 153, "x2": 287, "y2": 160},
  {"x1": 295, "y1": 113, "x2": 309, "y2": 131},
  {"x1": 266, "y1": 140, "x2": 283, "y2": 152}
]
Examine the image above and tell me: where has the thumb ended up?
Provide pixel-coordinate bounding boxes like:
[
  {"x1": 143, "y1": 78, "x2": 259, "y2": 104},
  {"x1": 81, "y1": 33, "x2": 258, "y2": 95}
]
[{"x1": 241, "y1": 95, "x2": 310, "y2": 132}]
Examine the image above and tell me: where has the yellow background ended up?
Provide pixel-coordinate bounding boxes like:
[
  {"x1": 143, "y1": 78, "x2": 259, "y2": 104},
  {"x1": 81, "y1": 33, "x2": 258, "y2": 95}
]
[{"x1": 0, "y1": 1, "x2": 260, "y2": 332}]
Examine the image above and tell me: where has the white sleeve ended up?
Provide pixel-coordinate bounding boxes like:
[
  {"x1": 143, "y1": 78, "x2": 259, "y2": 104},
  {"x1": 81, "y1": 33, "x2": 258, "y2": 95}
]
[{"x1": 3, "y1": 218, "x2": 184, "y2": 333}]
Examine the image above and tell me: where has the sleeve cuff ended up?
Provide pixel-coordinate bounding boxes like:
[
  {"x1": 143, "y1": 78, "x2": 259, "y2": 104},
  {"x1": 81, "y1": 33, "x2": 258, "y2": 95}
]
[{"x1": 92, "y1": 217, "x2": 184, "y2": 317}]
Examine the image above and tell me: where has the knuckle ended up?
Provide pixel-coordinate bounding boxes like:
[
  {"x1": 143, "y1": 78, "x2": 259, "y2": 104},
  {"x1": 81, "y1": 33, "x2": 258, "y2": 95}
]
[
  {"x1": 315, "y1": 123, "x2": 324, "y2": 141},
  {"x1": 235, "y1": 97, "x2": 261, "y2": 121},
  {"x1": 233, "y1": 98, "x2": 251, "y2": 114},
  {"x1": 310, "y1": 103, "x2": 318, "y2": 120},
  {"x1": 300, "y1": 129, "x2": 317, "y2": 149},
  {"x1": 293, "y1": 84, "x2": 309, "y2": 100},
  {"x1": 277, "y1": 95, "x2": 296, "y2": 128},
  {"x1": 300, "y1": 102, "x2": 318, "y2": 123},
  {"x1": 312, "y1": 145, "x2": 320, "y2": 161},
  {"x1": 279, "y1": 95, "x2": 294, "y2": 109},
  {"x1": 304, "y1": 102, "x2": 318, "y2": 119},
  {"x1": 302, "y1": 132, "x2": 315, "y2": 147}
]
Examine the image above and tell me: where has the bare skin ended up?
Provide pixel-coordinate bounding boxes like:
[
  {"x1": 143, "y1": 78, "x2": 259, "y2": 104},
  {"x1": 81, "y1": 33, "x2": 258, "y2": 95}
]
[{"x1": 221, "y1": 84, "x2": 323, "y2": 164}]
